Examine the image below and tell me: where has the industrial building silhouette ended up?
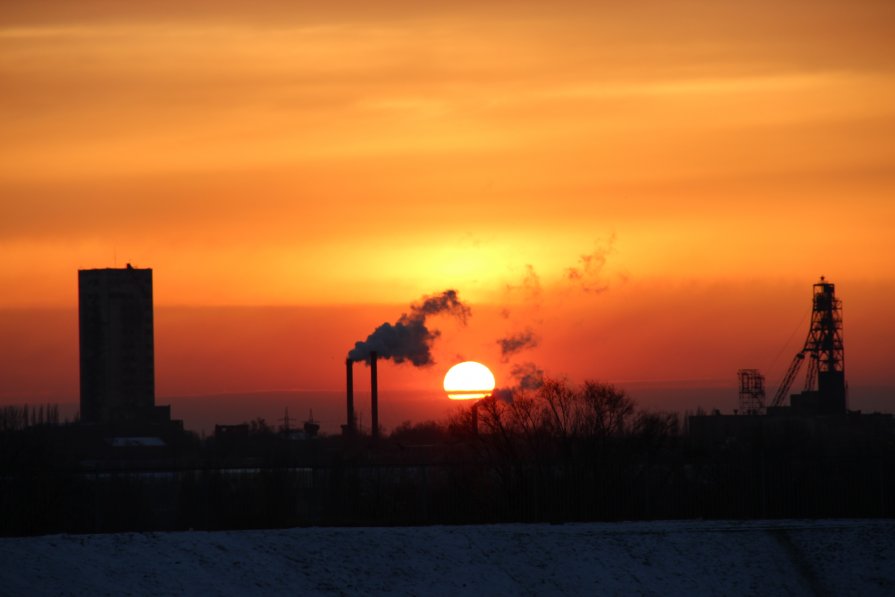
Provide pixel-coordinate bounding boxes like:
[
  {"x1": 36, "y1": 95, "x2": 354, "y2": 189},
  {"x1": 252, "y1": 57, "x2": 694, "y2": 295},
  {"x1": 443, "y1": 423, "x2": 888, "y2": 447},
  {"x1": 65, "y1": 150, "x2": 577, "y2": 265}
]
[
  {"x1": 2, "y1": 271, "x2": 894, "y2": 536},
  {"x1": 736, "y1": 277, "x2": 847, "y2": 417},
  {"x1": 691, "y1": 277, "x2": 890, "y2": 443},
  {"x1": 78, "y1": 265, "x2": 172, "y2": 426}
]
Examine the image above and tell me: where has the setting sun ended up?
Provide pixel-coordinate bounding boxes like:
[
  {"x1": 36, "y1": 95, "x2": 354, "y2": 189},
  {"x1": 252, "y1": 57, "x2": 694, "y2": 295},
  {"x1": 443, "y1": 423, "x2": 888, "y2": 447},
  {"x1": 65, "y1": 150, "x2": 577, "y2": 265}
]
[{"x1": 443, "y1": 361, "x2": 496, "y2": 400}]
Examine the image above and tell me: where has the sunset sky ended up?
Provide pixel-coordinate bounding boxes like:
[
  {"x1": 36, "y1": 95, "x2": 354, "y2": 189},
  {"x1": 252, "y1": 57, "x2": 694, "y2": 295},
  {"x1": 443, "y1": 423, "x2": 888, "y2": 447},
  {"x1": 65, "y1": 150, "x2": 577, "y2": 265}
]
[{"x1": 2, "y1": 1, "x2": 893, "y2": 430}]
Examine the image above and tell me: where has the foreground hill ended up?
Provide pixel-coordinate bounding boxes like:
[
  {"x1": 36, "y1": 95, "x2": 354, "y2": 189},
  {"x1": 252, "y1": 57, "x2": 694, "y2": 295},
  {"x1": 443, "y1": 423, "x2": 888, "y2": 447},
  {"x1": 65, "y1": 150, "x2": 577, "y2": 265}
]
[{"x1": 1, "y1": 520, "x2": 893, "y2": 595}]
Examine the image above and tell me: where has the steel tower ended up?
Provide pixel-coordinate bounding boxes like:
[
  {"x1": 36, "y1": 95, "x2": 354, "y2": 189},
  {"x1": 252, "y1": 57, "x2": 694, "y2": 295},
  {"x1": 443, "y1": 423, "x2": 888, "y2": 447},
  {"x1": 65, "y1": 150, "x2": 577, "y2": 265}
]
[{"x1": 771, "y1": 277, "x2": 846, "y2": 413}]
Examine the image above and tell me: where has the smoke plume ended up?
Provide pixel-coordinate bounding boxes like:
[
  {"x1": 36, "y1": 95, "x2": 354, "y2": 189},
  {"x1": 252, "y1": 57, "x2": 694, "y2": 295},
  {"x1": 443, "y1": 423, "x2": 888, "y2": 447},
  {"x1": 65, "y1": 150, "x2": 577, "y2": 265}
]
[
  {"x1": 492, "y1": 362, "x2": 545, "y2": 403},
  {"x1": 511, "y1": 362, "x2": 545, "y2": 390},
  {"x1": 348, "y1": 289, "x2": 471, "y2": 366},
  {"x1": 505, "y1": 264, "x2": 541, "y2": 300},
  {"x1": 497, "y1": 328, "x2": 540, "y2": 361},
  {"x1": 566, "y1": 235, "x2": 615, "y2": 293},
  {"x1": 501, "y1": 264, "x2": 541, "y2": 320}
]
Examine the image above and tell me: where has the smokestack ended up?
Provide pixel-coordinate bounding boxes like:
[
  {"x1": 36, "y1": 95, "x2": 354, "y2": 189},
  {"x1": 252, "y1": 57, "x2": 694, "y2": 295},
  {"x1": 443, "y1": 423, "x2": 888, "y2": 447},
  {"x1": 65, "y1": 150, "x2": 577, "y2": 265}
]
[
  {"x1": 345, "y1": 358, "x2": 355, "y2": 434},
  {"x1": 370, "y1": 351, "x2": 379, "y2": 440}
]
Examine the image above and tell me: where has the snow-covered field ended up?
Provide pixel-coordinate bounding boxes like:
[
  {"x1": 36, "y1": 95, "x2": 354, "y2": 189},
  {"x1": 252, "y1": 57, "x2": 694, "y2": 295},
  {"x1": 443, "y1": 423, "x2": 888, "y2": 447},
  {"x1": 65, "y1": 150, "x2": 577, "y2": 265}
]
[{"x1": 1, "y1": 520, "x2": 893, "y2": 596}]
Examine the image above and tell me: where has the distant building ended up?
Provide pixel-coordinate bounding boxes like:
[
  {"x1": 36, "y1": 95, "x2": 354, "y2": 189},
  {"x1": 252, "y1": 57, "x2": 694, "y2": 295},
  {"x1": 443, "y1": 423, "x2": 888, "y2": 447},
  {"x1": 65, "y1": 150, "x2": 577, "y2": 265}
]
[
  {"x1": 78, "y1": 265, "x2": 170, "y2": 425},
  {"x1": 215, "y1": 424, "x2": 250, "y2": 441}
]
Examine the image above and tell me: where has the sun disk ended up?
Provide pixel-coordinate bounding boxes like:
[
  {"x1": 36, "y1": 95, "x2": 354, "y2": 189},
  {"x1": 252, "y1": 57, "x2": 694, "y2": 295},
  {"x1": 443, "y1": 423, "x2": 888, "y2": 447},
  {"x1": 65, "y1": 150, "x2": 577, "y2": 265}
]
[{"x1": 444, "y1": 361, "x2": 496, "y2": 400}]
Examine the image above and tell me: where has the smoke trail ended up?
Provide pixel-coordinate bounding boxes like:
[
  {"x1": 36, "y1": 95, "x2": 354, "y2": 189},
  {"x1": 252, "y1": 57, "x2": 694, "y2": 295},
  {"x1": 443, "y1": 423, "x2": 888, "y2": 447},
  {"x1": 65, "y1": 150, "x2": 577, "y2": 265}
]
[
  {"x1": 501, "y1": 264, "x2": 541, "y2": 320},
  {"x1": 511, "y1": 362, "x2": 545, "y2": 390},
  {"x1": 505, "y1": 264, "x2": 541, "y2": 300},
  {"x1": 347, "y1": 289, "x2": 471, "y2": 366},
  {"x1": 566, "y1": 235, "x2": 616, "y2": 293},
  {"x1": 497, "y1": 328, "x2": 540, "y2": 361},
  {"x1": 492, "y1": 362, "x2": 545, "y2": 403}
]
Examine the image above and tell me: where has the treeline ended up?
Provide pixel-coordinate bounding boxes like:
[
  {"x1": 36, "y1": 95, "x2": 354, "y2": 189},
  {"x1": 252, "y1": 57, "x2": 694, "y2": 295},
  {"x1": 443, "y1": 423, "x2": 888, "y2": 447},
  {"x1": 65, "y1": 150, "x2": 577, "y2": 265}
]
[
  {"x1": 0, "y1": 403, "x2": 63, "y2": 431},
  {"x1": 1, "y1": 380, "x2": 894, "y2": 535}
]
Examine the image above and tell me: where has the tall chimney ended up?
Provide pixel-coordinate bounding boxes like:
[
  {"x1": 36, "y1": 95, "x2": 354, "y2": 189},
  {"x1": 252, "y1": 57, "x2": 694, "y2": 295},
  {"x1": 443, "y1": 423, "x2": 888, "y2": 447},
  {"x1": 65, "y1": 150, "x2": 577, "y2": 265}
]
[
  {"x1": 345, "y1": 358, "x2": 355, "y2": 434},
  {"x1": 370, "y1": 351, "x2": 379, "y2": 440}
]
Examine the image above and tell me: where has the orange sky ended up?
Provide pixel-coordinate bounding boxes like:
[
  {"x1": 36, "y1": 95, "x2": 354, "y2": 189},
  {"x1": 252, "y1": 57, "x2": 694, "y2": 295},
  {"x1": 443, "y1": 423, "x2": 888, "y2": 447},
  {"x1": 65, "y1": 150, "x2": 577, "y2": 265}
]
[{"x1": 1, "y1": 1, "x2": 894, "y2": 428}]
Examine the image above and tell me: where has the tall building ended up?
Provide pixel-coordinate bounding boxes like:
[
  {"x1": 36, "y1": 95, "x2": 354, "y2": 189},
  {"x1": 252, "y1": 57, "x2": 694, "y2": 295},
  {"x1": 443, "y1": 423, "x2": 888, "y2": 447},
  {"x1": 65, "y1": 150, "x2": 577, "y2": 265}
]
[{"x1": 79, "y1": 265, "x2": 168, "y2": 424}]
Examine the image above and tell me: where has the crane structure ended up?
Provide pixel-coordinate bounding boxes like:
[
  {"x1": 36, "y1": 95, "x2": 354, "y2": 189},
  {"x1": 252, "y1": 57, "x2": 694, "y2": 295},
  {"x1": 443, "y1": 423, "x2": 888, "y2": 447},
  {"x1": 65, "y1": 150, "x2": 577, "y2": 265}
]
[
  {"x1": 737, "y1": 369, "x2": 766, "y2": 415},
  {"x1": 769, "y1": 277, "x2": 846, "y2": 413}
]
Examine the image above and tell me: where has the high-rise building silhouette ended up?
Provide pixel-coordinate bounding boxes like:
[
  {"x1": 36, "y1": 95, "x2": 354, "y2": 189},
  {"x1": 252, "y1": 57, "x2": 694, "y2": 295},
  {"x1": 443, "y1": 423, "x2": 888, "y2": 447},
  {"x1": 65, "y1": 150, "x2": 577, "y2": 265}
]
[{"x1": 78, "y1": 265, "x2": 169, "y2": 424}]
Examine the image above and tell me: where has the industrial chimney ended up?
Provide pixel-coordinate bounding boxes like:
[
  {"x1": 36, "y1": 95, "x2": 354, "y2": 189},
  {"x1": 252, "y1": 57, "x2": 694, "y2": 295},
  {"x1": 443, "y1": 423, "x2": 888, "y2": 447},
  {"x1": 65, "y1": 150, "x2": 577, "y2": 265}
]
[
  {"x1": 370, "y1": 351, "x2": 379, "y2": 440},
  {"x1": 345, "y1": 358, "x2": 355, "y2": 434}
]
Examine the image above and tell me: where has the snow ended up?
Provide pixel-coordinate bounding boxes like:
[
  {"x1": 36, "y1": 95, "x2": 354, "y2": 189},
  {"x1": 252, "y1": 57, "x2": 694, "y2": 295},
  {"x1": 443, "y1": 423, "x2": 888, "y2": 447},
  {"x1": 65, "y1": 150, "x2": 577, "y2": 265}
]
[{"x1": 1, "y1": 520, "x2": 893, "y2": 596}]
